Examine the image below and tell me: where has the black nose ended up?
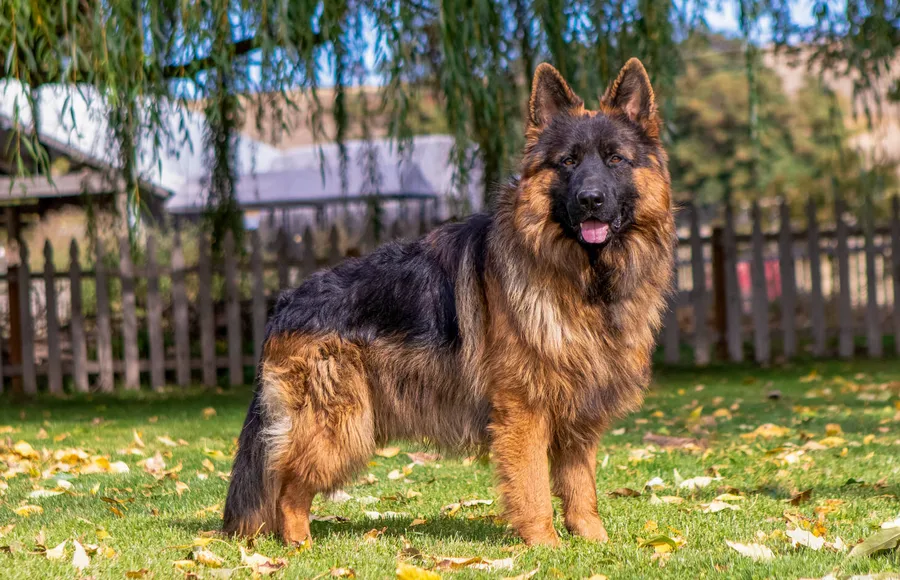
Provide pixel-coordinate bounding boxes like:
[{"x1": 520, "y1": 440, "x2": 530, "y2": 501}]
[{"x1": 577, "y1": 190, "x2": 603, "y2": 213}]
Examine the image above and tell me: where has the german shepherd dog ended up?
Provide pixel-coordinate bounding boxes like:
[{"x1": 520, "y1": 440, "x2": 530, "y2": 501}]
[{"x1": 223, "y1": 59, "x2": 675, "y2": 547}]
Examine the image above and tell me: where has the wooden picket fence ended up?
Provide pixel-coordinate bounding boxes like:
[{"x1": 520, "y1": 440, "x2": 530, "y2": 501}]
[{"x1": 0, "y1": 195, "x2": 899, "y2": 394}]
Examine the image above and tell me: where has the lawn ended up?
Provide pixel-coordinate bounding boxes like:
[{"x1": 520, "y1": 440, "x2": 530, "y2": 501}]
[{"x1": 2, "y1": 359, "x2": 900, "y2": 579}]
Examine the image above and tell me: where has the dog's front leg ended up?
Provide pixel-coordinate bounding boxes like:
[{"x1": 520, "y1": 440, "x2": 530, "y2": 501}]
[
  {"x1": 551, "y1": 440, "x2": 608, "y2": 542},
  {"x1": 490, "y1": 397, "x2": 558, "y2": 546}
]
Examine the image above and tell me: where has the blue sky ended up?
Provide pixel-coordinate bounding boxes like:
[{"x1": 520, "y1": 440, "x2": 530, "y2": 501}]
[
  {"x1": 319, "y1": 0, "x2": 828, "y2": 88},
  {"x1": 220, "y1": 0, "x2": 832, "y2": 93}
]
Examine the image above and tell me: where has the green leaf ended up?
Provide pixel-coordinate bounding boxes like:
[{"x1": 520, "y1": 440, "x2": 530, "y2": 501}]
[{"x1": 849, "y1": 527, "x2": 900, "y2": 558}]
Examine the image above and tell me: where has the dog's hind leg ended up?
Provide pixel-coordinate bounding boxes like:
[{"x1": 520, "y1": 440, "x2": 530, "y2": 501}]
[
  {"x1": 259, "y1": 334, "x2": 375, "y2": 545},
  {"x1": 551, "y1": 440, "x2": 608, "y2": 542}
]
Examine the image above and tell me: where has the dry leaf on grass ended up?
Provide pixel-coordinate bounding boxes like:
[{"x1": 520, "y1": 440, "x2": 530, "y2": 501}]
[
  {"x1": 375, "y1": 447, "x2": 400, "y2": 458},
  {"x1": 433, "y1": 556, "x2": 514, "y2": 571},
  {"x1": 678, "y1": 476, "x2": 721, "y2": 491},
  {"x1": 125, "y1": 569, "x2": 150, "y2": 578},
  {"x1": 638, "y1": 534, "x2": 684, "y2": 554},
  {"x1": 649, "y1": 494, "x2": 684, "y2": 505},
  {"x1": 141, "y1": 452, "x2": 166, "y2": 477},
  {"x1": 157, "y1": 436, "x2": 178, "y2": 448},
  {"x1": 45, "y1": 540, "x2": 66, "y2": 560},
  {"x1": 849, "y1": 526, "x2": 900, "y2": 558},
  {"x1": 193, "y1": 547, "x2": 224, "y2": 567},
  {"x1": 13, "y1": 505, "x2": 43, "y2": 517},
  {"x1": 406, "y1": 452, "x2": 441, "y2": 464},
  {"x1": 396, "y1": 562, "x2": 440, "y2": 580},
  {"x1": 741, "y1": 423, "x2": 790, "y2": 440},
  {"x1": 786, "y1": 528, "x2": 825, "y2": 551},
  {"x1": 363, "y1": 528, "x2": 386, "y2": 544},
  {"x1": 726, "y1": 540, "x2": 774, "y2": 561},
  {"x1": 702, "y1": 500, "x2": 741, "y2": 513},
  {"x1": 240, "y1": 547, "x2": 288, "y2": 575},
  {"x1": 72, "y1": 540, "x2": 90, "y2": 570}
]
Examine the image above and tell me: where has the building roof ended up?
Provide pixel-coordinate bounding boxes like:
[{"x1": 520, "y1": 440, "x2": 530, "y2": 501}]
[
  {"x1": 167, "y1": 134, "x2": 481, "y2": 212},
  {"x1": 0, "y1": 81, "x2": 480, "y2": 213}
]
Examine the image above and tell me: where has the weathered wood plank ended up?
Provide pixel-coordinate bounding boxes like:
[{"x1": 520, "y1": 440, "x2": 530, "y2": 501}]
[
  {"x1": 302, "y1": 226, "x2": 317, "y2": 279},
  {"x1": 171, "y1": 231, "x2": 191, "y2": 386},
  {"x1": 419, "y1": 200, "x2": 429, "y2": 236},
  {"x1": 750, "y1": 202, "x2": 770, "y2": 364},
  {"x1": 806, "y1": 199, "x2": 826, "y2": 357},
  {"x1": 892, "y1": 196, "x2": 900, "y2": 356},
  {"x1": 197, "y1": 233, "x2": 216, "y2": 387},
  {"x1": 276, "y1": 228, "x2": 289, "y2": 290},
  {"x1": 863, "y1": 197, "x2": 882, "y2": 358},
  {"x1": 119, "y1": 237, "x2": 140, "y2": 389},
  {"x1": 663, "y1": 259, "x2": 680, "y2": 364},
  {"x1": 17, "y1": 243, "x2": 37, "y2": 394},
  {"x1": 778, "y1": 200, "x2": 797, "y2": 359},
  {"x1": 68, "y1": 240, "x2": 88, "y2": 392},
  {"x1": 145, "y1": 235, "x2": 165, "y2": 390},
  {"x1": 251, "y1": 230, "x2": 267, "y2": 364},
  {"x1": 723, "y1": 202, "x2": 744, "y2": 362},
  {"x1": 328, "y1": 225, "x2": 342, "y2": 265},
  {"x1": 689, "y1": 204, "x2": 710, "y2": 365},
  {"x1": 42, "y1": 242, "x2": 62, "y2": 394},
  {"x1": 224, "y1": 232, "x2": 243, "y2": 386},
  {"x1": 835, "y1": 195, "x2": 854, "y2": 358},
  {"x1": 94, "y1": 240, "x2": 114, "y2": 392}
]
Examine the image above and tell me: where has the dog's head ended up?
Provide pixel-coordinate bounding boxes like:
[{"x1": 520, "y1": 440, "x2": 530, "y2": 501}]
[{"x1": 514, "y1": 59, "x2": 672, "y2": 258}]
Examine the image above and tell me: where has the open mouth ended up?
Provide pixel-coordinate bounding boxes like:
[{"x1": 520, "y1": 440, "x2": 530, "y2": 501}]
[{"x1": 579, "y1": 220, "x2": 610, "y2": 245}]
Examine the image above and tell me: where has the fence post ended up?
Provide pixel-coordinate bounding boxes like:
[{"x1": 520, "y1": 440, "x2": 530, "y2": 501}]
[
  {"x1": 68, "y1": 240, "x2": 88, "y2": 392},
  {"x1": 750, "y1": 202, "x2": 770, "y2": 364},
  {"x1": 43, "y1": 241, "x2": 62, "y2": 394},
  {"x1": 328, "y1": 225, "x2": 342, "y2": 265},
  {"x1": 892, "y1": 195, "x2": 900, "y2": 356},
  {"x1": 146, "y1": 235, "x2": 165, "y2": 390},
  {"x1": 302, "y1": 226, "x2": 317, "y2": 278},
  {"x1": 276, "y1": 228, "x2": 290, "y2": 290},
  {"x1": 94, "y1": 239, "x2": 114, "y2": 392},
  {"x1": 224, "y1": 231, "x2": 243, "y2": 386},
  {"x1": 171, "y1": 230, "x2": 191, "y2": 386},
  {"x1": 251, "y1": 230, "x2": 267, "y2": 364},
  {"x1": 778, "y1": 200, "x2": 797, "y2": 359},
  {"x1": 197, "y1": 233, "x2": 216, "y2": 387},
  {"x1": 663, "y1": 257, "x2": 680, "y2": 364},
  {"x1": 806, "y1": 199, "x2": 826, "y2": 357},
  {"x1": 863, "y1": 196, "x2": 882, "y2": 358},
  {"x1": 722, "y1": 202, "x2": 743, "y2": 362},
  {"x1": 418, "y1": 200, "x2": 429, "y2": 237},
  {"x1": 119, "y1": 237, "x2": 140, "y2": 389},
  {"x1": 16, "y1": 242, "x2": 36, "y2": 395},
  {"x1": 690, "y1": 204, "x2": 710, "y2": 365},
  {"x1": 835, "y1": 195, "x2": 853, "y2": 358}
]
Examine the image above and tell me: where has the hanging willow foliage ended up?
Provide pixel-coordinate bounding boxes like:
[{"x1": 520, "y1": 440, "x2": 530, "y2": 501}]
[{"x1": 0, "y1": 0, "x2": 897, "y2": 236}]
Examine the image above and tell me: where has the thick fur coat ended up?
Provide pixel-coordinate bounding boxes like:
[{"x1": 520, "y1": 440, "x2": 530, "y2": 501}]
[{"x1": 223, "y1": 59, "x2": 675, "y2": 546}]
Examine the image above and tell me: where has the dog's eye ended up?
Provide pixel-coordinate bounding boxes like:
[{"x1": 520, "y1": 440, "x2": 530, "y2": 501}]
[
  {"x1": 608, "y1": 154, "x2": 625, "y2": 166},
  {"x1": 561, "y1": 156, "x2": 577, "y2": 167}
]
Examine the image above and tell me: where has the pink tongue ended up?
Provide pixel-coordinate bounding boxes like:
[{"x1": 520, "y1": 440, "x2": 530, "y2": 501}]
[{"x1": 581, "y1": 220, "x2": 610, "y2": 244}]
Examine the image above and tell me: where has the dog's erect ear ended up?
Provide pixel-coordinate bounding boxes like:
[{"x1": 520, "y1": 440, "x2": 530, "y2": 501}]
[
  {"x1": 528, "y1": 63, "x2": 583, "y2": 132},
  {"x1": 602, "y1": 58, "x2": 659, "y2": 135}
]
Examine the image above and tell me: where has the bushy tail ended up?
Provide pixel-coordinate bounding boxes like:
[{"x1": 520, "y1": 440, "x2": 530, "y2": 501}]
[{"x1": 223, "y1": 386, "x2": 278, "y2": 536}]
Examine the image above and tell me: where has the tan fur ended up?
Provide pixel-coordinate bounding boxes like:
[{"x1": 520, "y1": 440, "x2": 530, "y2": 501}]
[{"x1": 236, "y1": 60, "x2": 674, "y2": 547}]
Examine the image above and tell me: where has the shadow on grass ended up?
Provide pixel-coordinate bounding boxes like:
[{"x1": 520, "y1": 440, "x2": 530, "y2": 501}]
[{"x1": 166, "y1": 514, "x2": 512, "y2": 544}]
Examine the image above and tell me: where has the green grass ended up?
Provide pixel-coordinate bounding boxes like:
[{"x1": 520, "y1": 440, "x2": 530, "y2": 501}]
[{"x1": 2, "y1": 359, "x2": 900, "y2": 579}]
